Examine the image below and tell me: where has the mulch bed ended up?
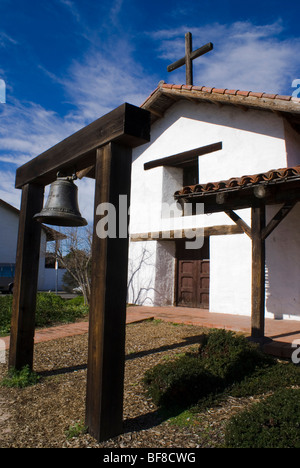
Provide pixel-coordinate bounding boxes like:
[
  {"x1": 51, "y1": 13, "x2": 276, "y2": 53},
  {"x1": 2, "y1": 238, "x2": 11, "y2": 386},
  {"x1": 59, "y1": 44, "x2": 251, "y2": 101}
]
[{"x1": 0, "y1": 320, "x2": 257, "y2": 448}]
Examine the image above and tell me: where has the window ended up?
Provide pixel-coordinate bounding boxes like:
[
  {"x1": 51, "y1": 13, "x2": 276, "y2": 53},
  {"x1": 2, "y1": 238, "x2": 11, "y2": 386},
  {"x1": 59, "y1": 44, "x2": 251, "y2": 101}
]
[{"x1": 0, "y1": 264, "x2": 15, "y2": 278}]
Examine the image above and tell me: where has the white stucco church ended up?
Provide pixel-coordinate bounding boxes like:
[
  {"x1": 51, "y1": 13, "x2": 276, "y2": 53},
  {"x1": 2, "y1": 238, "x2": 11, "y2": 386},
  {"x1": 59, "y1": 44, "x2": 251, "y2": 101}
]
[{"x1": 127, "y1": 82, "x2": 300, "y2": 322}]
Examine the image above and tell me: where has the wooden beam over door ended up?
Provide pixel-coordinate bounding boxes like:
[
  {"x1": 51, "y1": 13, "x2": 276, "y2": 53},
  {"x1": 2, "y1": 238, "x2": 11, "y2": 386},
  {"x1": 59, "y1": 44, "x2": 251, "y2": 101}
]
[
  {"x1": 144, "y1": 142, "x2": 222, "y2": 171},
  {"x1": 130, "y1": 224, "x2": 243, "y2": 241}
]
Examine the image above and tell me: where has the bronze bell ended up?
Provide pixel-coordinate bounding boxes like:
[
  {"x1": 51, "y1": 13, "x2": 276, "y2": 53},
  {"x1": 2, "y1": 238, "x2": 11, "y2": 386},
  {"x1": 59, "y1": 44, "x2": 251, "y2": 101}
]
[{"x1": 34, "y1": 173, "x2": 88, "y2": 227}]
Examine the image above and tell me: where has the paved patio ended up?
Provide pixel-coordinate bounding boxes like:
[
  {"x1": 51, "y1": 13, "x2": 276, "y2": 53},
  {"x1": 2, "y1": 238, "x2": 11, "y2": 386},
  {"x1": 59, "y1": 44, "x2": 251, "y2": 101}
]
[{"x1": 1, "y1": 306, "x2": 300, "y2": 360}]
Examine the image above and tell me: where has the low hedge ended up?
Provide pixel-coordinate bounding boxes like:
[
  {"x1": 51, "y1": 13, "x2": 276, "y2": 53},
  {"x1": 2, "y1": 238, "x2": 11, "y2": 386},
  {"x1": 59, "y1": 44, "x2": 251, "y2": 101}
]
[
  {"x1": 225, "y1": 388, "x2": 300, "y2": 448},
  {"x1": 143, "y1": 354, "x2": 221, "y2": 409},
  {"x1": 0, "y1": 293, "x2": 88, "y2": 335},
  {"x1": 143, "y1": 328, "x2": 275, "y2": 410}
]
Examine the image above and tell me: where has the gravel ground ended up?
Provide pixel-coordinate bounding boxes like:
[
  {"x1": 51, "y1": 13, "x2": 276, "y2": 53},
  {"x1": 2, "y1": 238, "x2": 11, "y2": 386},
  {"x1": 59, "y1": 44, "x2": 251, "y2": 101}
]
[{"x1": 0, "y1": 320, "x2": 258, "y2": 449}]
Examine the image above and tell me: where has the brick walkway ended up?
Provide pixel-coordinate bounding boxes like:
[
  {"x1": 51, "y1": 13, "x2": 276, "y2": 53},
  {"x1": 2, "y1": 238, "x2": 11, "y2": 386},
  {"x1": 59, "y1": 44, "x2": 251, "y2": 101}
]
[{"x1": 2, "y1": 306, "x2": 300, "y2": 359}]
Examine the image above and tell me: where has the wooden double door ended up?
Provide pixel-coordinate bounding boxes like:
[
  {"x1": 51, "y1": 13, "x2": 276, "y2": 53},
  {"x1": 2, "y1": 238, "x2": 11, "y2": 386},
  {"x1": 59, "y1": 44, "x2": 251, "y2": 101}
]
[{"x1": 176, "y1": 238, "x2": 210, "y2": 309}]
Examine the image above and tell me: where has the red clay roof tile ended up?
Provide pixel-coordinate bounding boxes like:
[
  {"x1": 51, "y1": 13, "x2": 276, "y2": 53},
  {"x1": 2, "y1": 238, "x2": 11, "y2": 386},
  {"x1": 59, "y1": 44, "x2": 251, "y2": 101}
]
[
  {"x1": 249, "y1": 92, "x2": 264, "y2": 98},
  {"x1": 212, "y1": 88, "x2": 226, "y2": 94},
  {"x1": 225, "y1": 89, "x2": 238, "y2": 95},
  {"x1": 236, "y1": 90, "x2": 251, "y2": 97},
  {"x1": 261, "y1": 93, "x2": 277, "y2": 99},
  {"x1": 175, "y1": 165, "x2": 300, "y2": 197},
  {"x1": 275, "y1": 95, "x2": 291, "y2": 101},
  {"x1": 141, "y1": 83, "x2": 300, "y2": 119}
]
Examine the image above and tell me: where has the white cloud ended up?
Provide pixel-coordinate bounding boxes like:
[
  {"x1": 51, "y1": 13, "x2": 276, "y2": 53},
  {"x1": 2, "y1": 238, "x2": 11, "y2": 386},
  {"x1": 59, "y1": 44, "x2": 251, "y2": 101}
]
[
  {"x1": 0, "y1": 169, "x2": 21, "y2": 208},
  {"x1": 0, "y1": 31, "x2": 18, "y2": 48},
  {"x1": 0, "y1": 34, "x2": 156, "y2": 212},
  {"x1": 0, "y1": 98, "x2": 84, "y2": 166},
  {"x1": 151, "y1": 20, "x2": 300, "y2": 94},
  {"x1": 61, "y1": 43, "x2": 156, "y2": 122},
  {"x1": 76, "y1": 177, "x2": 95, "y2": 224},
  {"x1": 109, "y1": 0, "x2": 124, "y2": 26},
  {"x1": 2, "y1": 18, "x2": 299, "y2": 215},
  {"x1": 56, "y1": 0, "x2": 82, "y2": 25}
]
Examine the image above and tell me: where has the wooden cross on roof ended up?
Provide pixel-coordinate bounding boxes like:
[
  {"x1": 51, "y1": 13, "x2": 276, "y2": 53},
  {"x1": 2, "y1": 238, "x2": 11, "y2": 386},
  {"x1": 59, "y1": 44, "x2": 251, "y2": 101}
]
[{"x1": 167, "y1": 32, "x2": 213, "y2": 86}]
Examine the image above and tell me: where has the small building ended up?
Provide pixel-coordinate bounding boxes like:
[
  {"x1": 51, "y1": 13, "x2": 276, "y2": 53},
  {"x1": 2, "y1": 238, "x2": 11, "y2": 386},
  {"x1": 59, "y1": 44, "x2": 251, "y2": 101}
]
[
  {"x1": 0, "y1": 198, "x2": 66, "y2": 292},
  {"x1": 128, "y1": 83, "x2": 300, "y2": 322}
]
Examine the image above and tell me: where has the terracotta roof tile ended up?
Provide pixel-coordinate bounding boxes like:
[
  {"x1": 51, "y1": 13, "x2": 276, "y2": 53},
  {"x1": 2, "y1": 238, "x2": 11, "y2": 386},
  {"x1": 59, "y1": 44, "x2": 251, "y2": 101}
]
[
  {"x1": 236, "y1": 90, "x2": 251, "y2": 97},
  {"x1": 275, "y1": 95, "x2": 291, "y2": 101},
  {"x1": 192, "y1": 86, "x2": 205, "y2": 92},
  {"x1": 201, "y1": 86, "x2": 214, "y2": 93},
  {"x1": 212, "y1": 88, "x2": 226, "y2": 94},
  {"x1": 225, "y1": 89, "x2": 239, "y2": 95},
  {"x1": 261, "y1": 93, "x2": 277, "y2": 99},
  {"x1": 175, "y1": 165, "x2": 300, "y2": 197},
  {"x1": 152, "y1": 83, "x2": 300, "y2": 104},
  {"x1": 249, "y1": 92, "x2": 264, "y2": 98},
  {"x1": 141, "y1": 83, "x2": 300, "y2": 121}
]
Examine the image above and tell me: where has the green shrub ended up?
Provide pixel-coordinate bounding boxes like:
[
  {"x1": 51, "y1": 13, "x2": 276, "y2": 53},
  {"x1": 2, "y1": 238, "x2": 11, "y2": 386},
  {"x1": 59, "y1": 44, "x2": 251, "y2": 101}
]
[
  {"x1": 143, "y1": 329, "x2": 280, "y2": 411},
  {"x1": 65, "y1": 296, "x2": 85, "y2": 307},
  {"x1": 35, "y1": 293, "x2": 88, "y2": 327},
  {"x1": 144, "y1": 354, "x2": 222, "y2": 409},
  {"x1": 35, "y1": 293, "x2": 67, "y2": 327},
  {"x1": 0, "y1": 365, "x2": 40, "y2": 388},
  {"x1": 225, "y1": 388, "x2": 300, "y2": 448},
  {"x1": 0, "y1": 295, "x2": 13, "y2": 336},
  {"x1": 198, "y1": 328, "x2": 275, "y2": 382},
  {"x1": 65, "y1": 420, "x2": 88, "y2": 439},
  {"x1": 230, "y1": 361, "x2": 300, "y2": 398},
  {"x1": 0, "y1": 293, "x2": 89, "y2": 335}
]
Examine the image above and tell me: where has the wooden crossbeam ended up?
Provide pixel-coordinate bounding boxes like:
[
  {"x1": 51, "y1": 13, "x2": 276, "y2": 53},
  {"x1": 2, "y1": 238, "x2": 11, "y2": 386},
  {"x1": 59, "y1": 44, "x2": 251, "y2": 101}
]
[
  {"x1": 178, "y1": 178, "x2": 300, "y2": 214},
  {"x1": 225, "y1": 210, "x2": 252, "y2": 238},
  {"x1": 15, "y1": 104, "x2": 150, "y2": 188},
  {"x1": 261, "y1": 201, "x2": 297, "y2": 240}
]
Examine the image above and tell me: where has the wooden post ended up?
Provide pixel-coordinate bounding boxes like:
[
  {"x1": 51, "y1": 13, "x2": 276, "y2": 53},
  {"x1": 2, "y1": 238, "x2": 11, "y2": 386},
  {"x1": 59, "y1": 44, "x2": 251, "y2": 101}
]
[
  {"x1": 85, "y1": 142, "x2": 132, "y2": 442},
  {"x1": 9, "y1": 183, "x2": 44, "y2": 370},
  {"x1": 251, "y1": 205, "x2": 266, "y2": 341},
  {"x1": 185, "y1": 32, "x2": 193, "y2": 86}
]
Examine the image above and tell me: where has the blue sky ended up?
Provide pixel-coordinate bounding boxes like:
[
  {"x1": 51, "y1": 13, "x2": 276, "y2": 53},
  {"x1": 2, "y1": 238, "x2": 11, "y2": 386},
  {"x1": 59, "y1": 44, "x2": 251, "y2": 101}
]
[{"x1": 0, "y1": 0, "x2": 300, "y2": 221}]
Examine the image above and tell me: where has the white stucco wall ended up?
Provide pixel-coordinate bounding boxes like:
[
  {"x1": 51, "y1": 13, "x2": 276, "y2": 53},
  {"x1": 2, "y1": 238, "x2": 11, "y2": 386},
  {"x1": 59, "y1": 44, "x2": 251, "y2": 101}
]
[
  {"x1": 127, "y1": 241, "x2": 157, "y2": 305},
  {"x1": 265, "y1": 203, "x2": 300, "y2": 320},
  {"x1": 129, "y1": 99, "x2": 300, "y2": 320},
  {"x1": 0, "y1": 203, "x2": 65, "y2": 292},
  {"x1": 0, "y1": 205, "x2": 19, "y2": 263},
  {"x1": 40, "y1": 268, "x2": 67, "y2": 292}
]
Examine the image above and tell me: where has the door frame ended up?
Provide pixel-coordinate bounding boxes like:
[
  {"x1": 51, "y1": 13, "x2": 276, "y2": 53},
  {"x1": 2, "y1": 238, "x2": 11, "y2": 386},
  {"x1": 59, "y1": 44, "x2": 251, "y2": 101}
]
[{"x1": 175, "y1": 237, "x2": 210, "y2": 308}]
